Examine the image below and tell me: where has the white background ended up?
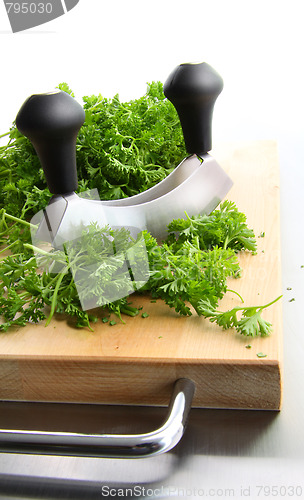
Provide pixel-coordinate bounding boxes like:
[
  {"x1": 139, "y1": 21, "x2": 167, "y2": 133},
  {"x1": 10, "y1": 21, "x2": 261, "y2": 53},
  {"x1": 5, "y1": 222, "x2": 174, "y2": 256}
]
[{"x1": 0, "y1": 0, "x2": 303, "y2": 145}]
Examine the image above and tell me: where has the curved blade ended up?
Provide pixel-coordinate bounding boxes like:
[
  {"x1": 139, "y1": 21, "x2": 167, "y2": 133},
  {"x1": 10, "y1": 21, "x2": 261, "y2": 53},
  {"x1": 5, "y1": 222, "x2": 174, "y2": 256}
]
[{"x1": 101, "y1": 153, "x2": 232, "y2": 239}]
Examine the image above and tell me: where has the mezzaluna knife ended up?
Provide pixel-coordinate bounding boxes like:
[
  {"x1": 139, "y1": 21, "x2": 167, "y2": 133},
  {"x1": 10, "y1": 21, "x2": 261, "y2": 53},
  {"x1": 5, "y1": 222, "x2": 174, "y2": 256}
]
[{"x1": 15, "y1": 62, "x2": 232, "y2": 310}]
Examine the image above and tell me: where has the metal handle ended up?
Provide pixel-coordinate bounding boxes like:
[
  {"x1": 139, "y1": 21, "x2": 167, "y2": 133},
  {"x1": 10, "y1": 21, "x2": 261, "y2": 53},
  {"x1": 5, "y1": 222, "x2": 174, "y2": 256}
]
[{"x1": 0, "y1": 379, "x2": 195, "y2": 459}]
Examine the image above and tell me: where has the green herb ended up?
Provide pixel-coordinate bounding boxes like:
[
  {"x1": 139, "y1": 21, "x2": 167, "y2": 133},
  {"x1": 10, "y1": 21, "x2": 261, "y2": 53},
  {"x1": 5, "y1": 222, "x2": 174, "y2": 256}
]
[
  {"x1": 0, "y1": 83, "x2": 280, "y2": 337},
  {"x1": 245, "y1": 344, "x2": 252, "y2": 349},
  {"x1": 289, "y1": 298, "x2": 295, "y2": 302},
  {"x1": 77, "y1": 81, "x2": 186, "y2": 201},
  {"x1": 0, "y1": 82, "x2": 185, "y2": 224},
  {"x1": 0, "y1": 214, "x2": 141, "y2": 332},
  {"x1": 141, "y1": 312, "x2": 149, "y2": 318},
  {"x1": 166, "y1": 200, "x2": 257, "y2": 254},
  {"x1": 138, "y1": 201, "x2": 279, "y2": 336},
  {"x1": 258, "y1": 231, "x2": 265, "y2": 238},
  {"x1": 120, "y1": 305, "x2": 140, "y2": 317},
  {"x1": 256, "y1": 352, "x2": 267, "y2": 358},
  {"x1": 196, "y1": 296, "x2": 281, "y2": 337},
  {"x1": 286, "y1": 287, "x2": 292, "y2": 291},
  {"x1": 88, "y1": 315, "x2": 98, "y2": 323},
  {"x1": 109, "y1": 320, "x2": 117, "y2": 326},
  {"x1": 0, "y1": 201, "x2": 281, "y2": 336},
  {"x1": 142, "y1": 233, "x2": 240, "y2": 317}
]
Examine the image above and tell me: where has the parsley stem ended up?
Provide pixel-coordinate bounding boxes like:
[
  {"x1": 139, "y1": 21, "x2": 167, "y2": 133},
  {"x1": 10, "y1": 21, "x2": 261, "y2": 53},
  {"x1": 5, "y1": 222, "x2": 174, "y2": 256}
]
[
  {"x1": 0, "y1": 132, "x2": 10, "y2": 140},
  {"x1": 0, "y1": 169, "x2": 11, "y2": 177},
  {"x1": 0, "y1": 223, "x2": 18, "y2": 237},
  {"x1": 120, "y1": 305, "x2": 139, "y2": 317},
  {"x1": 223, "y1": 235, "x2": 229, "y2": 250},
  {"x1": 218, "y1": 294, "x2": 283, "y2": 316},
  {"x1": 227, "y1": 288, "x2": 244, "y2": 303},
  {"x1": 237, "y1": 294, "x2": 283, "y2": 312},
  {"x1": 24, "y1": 244, "x2": 69, "y2": 267},
  {"x1": 45, "y1": 271, "x2": 67, "y2": 327},
  {"x1": 0, "y1": 240, "x2": 20, "y2": 254},
  {"x1": 4, "y1": 213, "x2": 38, "y2": 230},
  {"x1": 42, "y1": 267, "x2": 69, "y2": 291},
  {"x1": 24, "y1": 243, "x2": 53, "y2": 257},
  {"x1": 258, "y1": 294, "x2": 283, "y2": 310}
]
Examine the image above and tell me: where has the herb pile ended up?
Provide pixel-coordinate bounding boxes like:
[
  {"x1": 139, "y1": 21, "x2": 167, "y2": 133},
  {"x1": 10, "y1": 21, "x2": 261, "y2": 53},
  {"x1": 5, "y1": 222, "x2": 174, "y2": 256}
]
[
  {"x1": 141, "y1": 201, "x2": 280, "y2": 336},
  {"x1": 0, "y1": 83, "x2": 280, "y2": 336},
  {"x1": 0, "y1": 81, "x2": 186, "y2": 220},
  {"x1": 0, "y1": 201, "x2": 280, "y2": 336}
]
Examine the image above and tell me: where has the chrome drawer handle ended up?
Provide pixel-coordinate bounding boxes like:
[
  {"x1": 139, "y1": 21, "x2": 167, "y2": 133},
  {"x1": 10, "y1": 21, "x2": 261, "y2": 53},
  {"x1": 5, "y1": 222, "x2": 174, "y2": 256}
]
[{"x1": 0, "y1": 378, "x2": 195, "y2": 458}]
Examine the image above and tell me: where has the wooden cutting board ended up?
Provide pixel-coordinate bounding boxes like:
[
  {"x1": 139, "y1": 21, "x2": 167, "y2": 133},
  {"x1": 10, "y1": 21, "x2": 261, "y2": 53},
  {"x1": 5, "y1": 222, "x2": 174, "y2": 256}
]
[{"x1": 0, "y1": 141, "x2": 283, "y2": 410}]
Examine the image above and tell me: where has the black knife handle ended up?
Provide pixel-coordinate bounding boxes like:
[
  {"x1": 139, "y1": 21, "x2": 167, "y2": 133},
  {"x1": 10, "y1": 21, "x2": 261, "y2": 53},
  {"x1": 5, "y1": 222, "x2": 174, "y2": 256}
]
[
  {"x1": 16, "y1": 91, "x2": 85, "y2": 194},
  {"x1": 163, "y1": 62, "x2": 223, "y2": 156}
]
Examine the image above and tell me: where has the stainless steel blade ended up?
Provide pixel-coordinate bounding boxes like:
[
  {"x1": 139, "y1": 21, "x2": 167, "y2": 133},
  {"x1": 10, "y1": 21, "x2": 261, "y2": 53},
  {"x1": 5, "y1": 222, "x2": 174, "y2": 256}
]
[
  {"x1": 32, "y1": 153, "x2": 232, "y2": 245},
  {"x1": 96, "y1": 153, "x2": 232, "y2": 240}
]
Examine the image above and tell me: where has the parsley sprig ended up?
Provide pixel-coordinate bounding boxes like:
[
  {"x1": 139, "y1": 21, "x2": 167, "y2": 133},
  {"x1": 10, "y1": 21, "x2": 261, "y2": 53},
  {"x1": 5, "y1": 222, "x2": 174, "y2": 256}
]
[{"x1": 196, "y1": 296, "x2": 282, "y2": 337}]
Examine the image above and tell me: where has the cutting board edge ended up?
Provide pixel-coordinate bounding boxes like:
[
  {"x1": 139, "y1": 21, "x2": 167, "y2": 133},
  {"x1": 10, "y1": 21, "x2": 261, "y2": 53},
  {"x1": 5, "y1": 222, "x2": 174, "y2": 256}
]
[
  {"x1": 0, "y1": 353, "x2": 282, "y2": 364},
  {"x1": 0, "y1": 355, "x2": 282, "y2": 410}
]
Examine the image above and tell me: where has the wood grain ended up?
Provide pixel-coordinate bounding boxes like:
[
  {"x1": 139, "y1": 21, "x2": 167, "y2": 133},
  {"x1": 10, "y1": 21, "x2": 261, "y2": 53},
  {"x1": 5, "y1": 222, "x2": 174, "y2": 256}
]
[{"x1": 0, "y1": 141, "x2": 283, "y2": 409}]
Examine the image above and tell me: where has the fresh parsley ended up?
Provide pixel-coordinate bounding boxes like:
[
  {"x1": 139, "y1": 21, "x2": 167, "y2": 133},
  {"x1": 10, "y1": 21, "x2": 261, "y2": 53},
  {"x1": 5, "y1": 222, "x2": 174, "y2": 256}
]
[
  {"x1": 196, "y1": 296, "x2": 281, "y2": 337},
  {"x1": 0, "y1": 83, "x2": 281, "y2": 336},
  {"x1": 0, "y1": 81, "x2": 185, "y2": 220},
  {"x1": 0, "y1": 202, "x2": 280, "y2": 336}
]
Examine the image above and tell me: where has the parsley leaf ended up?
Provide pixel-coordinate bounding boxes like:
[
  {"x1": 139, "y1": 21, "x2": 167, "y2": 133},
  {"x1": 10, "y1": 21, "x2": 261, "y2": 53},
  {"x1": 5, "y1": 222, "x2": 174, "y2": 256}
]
[{"x1": 196, "y1": 296, "x2": 282, "y2": 337}]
